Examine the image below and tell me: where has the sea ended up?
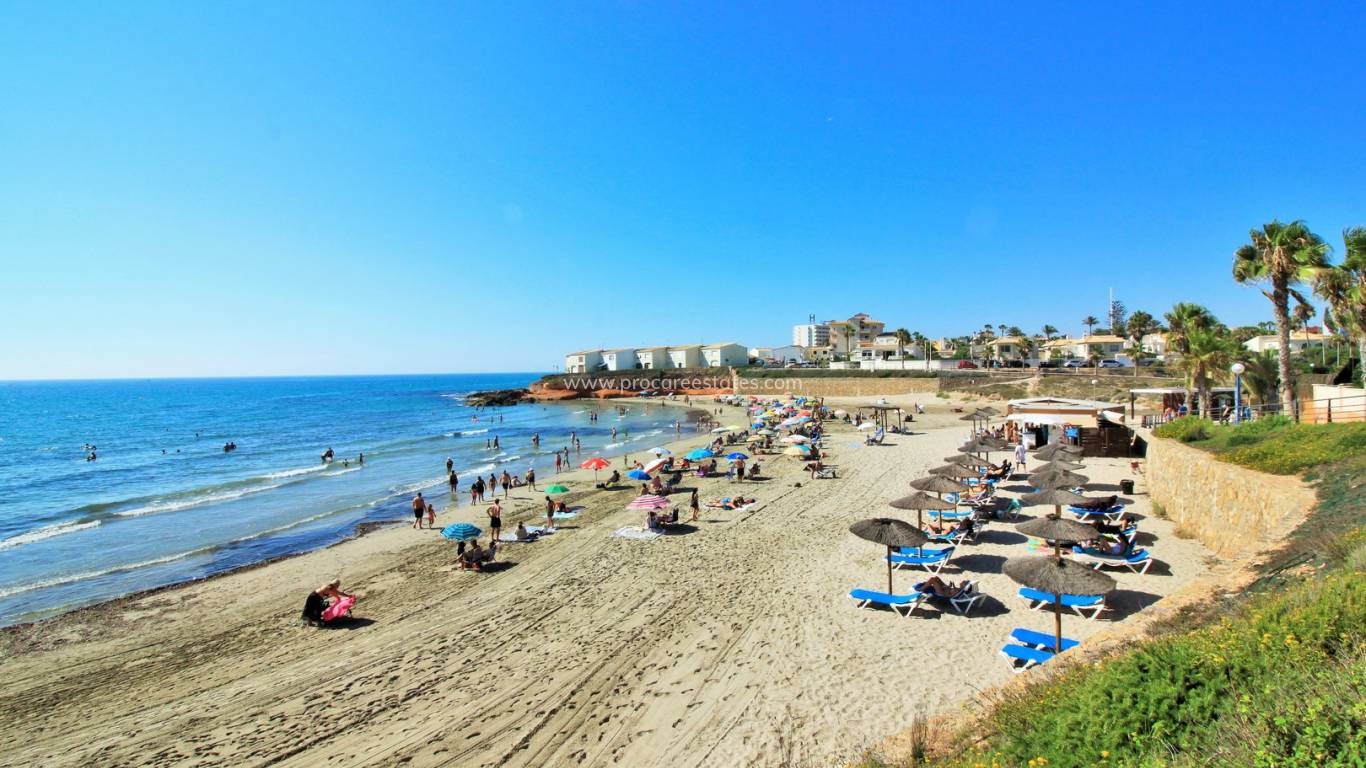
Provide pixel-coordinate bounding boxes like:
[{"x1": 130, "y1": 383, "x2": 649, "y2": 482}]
[{"x1": 0, "y1": 374, "x2": 693, "y2": 627}]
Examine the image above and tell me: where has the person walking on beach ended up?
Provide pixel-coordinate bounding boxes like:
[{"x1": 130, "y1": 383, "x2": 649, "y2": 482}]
[
  {"x1": 689, "y1": 488, "x2": 700, "y2": 522},
  {"x1": 424, "y1": 501, "x2": 436, "y2": 528},
  {"x1": 555, "y1": 453, "x2": 562, "y2": 473},
  {"x1": 526, "y1": 467, "x2": 536, "y2": 491},
  {"x1": 501, "y1": 470, "x2": 512, "y2": 498},
  {"x1": 487, "y1": 499, "x2": 503, "y2": 541},
  {"x1": 1014, "y1": 442, "x2": 1027, "y2": 473},
  {"x1": 488, "y1": 473, "x2": 498, "y2": 497},
  {"x1": 412, "y1": 492, "x2": 426, "y2": 529}
]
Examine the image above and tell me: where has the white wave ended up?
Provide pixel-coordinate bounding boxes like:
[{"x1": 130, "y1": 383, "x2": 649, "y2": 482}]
[
  {"x1": 0, "y1": 547, "x2": 208, "y2": 600},
  {"x1": 461, "y1": 428, "x2": 489, "y2": 436},
  {"x1": 321, "y1": 466, "x2": 362, "y2": 477},
  {"x1": 0, "y1": 520, "x2": 102, "y2": 551},
  {"x1": 603, "y1": 442, "x2": 624, "y2": 449},
  {"x1": 646, "y1": 429, "x2": 663, "y2": 436},
  {"x1": 497, "y1": 454, "x2": 522, "y2": 463},
  {"x1": 441, "y1": 393, "x2": 467, "y2": 401},
  {"x1": 115, "y1": 483, "x2": 285, "y2": 518},
  {"x1": 461, "y1": 463, "x2": 495, "y2": 476},
  {"x1": 261, "y1": 464, "x2": 329, "y2": 480}
]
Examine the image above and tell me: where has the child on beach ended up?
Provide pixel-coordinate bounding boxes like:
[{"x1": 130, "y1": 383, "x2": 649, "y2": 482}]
[{"x1": 424, "y1": 502, "x2": 436, "y2": 529}]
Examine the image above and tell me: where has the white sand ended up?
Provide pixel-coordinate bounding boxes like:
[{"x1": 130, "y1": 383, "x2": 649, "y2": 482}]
[{"x1": 0, "y1": 398, "x2": 1213, "y2": 767}]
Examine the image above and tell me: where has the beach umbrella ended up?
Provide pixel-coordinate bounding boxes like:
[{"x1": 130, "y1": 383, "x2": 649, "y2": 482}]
[
  {"x1": 725, "y1": 424, "x2": 746, "y2": 431},
  {"x1": 833, "y1": 409, "x2": 848, "y2": 417},
  {"x1": 927, "y1": 464, "x2": 980, "y2": 479},
  {"x1": 745, "y1": 434, "x2": 765, "y2": 443},
  {"x1": 911, "y1": 475, "x2": 969, "y2": 495},
  {"x1": 725, "y1": 451, "x2": 749, "y2": 461},
  {"x1": 1017, "y1": 516, "x2": 1098, "y2": 560},
  {"x1": 781, "y1": 435, "x2": 810, "y2": 443},
  {"x1": 977, "y1": 406, "x2": 1001, "y2": 416},
  {"x1": 643, "y1": 457, "x2": 668, "y2": 473},
  {"x1": 1033, "y1": 459, "x2": 1086, "y2": 474},
  {"x1": 684, "y1": 448, "x2": 714, "y2": 461},
  {"x1": 649, "y1": 447, "x2": 672, "y2": 456},
  {"x1": 545, "y1": 484, "x2": 571, "y2": 494},
  {"x1": 441, "y1": 522, "x2": 482, "y2": 541},
  {"x1": 580, "y1": 456, "x2": 610, "y2": 482},
  {"x1": 758, "y1": 428, "x2": 777, "y2": 436},
  {"x1": 783, "y1": 446, "x2": 809, "y2": 457},
  {"x1": 889, "y1": 491, "x2": 957, "y2": 530},
  {"x1": 1005, "y1": 555, "x2": 1116, "y2": 653},
  {"x1": 627, "y1": 469, "x2": 651, "y2": 481},
  {"x1": 626, "y1": 494, "x2": 670, "y2": 510},
  {"x1": 796, "y1": 409, "x2": 813, "y2": 417},
  {"x1": 1022, "y1": 487, "x2": 1090, "y2": 520},
  {"x1": 1031, "y1": 469, "x2": 1090, "y2": 490},
  {"x1": 857, "y1": 421, "x2": 878, "y2": 431},
  {"x1": 849, "y1": 517, "x2": 928, "y2": 594},
  {"x1": 712, "y1": 427, "x2": 731, "y2": 434},
  {"x1": 1034, "y1": 443, "x2": 1083, "y2": 460},
  {"x1": 943, "y1": 453, "x2": 991, "y2": 468}
]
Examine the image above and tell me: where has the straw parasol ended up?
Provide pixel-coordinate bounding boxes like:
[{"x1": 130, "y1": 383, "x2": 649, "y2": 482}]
[
  {"x1": 1031, "y1": 469, "x2": 1090, "y2": 489},
  {"x1": 943, "y1": 453, "x2": 992, "y2": 468},
  {"x1": 1032, "y1": 459, "x2": 1086, "y2": 474},
  {"x1": 850, "y1": 518, "x2": 929, "y2": 594},
  {"x1": 928, "y1": 464, "x2": 980, "y2": 479},
  {"x1": 889, "y1": 491, "x2": 957, "y2": 529},
  {"x1": 1022, "y1": 487, "x2": 1090, "y2": 519},
  {"x1": 1005, "y1": 555, "x2": 1116, "y2": 652},
  {"x1": 1017, "y1": 516, "x2": 1098, "y2": 560},
  {"x1": 911, "y1": 475, "x2": 969, "y2": 495},
  {"x1": 976, "y1": 406, "x2": 1000, "y2": 416},
  {"x1": 1034, "y1": 443, "x2": 1083, "y2": 461}
]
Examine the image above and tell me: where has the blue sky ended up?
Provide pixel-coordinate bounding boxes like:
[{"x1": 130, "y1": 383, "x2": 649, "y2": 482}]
[{"x1": 2, "y1": 1, "x2": 1364, "y2": 379}]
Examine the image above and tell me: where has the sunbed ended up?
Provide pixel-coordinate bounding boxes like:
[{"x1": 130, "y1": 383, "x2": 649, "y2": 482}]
[
  {"x1": 915, "y1": 579, "x2": 983, "y2": 615},
  {"x1": 1010, "y1": 627, "x2": 1080, "y2": 652},
  {"x1": 1068, "y1": 505, "x2": 1126, "y2": 523},
  {"x1": 999, "y1": 643, "x2": 1055, "y2": 673},
  {"x1": 1072, "y1": 546, "x2": 1153, "y2": 574},
  {"x1": 886, "y1": 546, "x2": 956, "y2": 574},
  {"x1": 848, "y1": 588, "x2": 925, "y2": 618},
  {"x1": 1017, "y1": 587, "x2": 1106, "y2": 620}
]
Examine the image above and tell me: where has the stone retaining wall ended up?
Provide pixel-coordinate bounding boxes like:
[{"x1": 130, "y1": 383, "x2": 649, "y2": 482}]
[
  {"x1": 1144, "y1": 434, "x2": 1316, "y2": 558},
  {"x1": 732, "y1": 376, "x2": 939, "y2": 398}
]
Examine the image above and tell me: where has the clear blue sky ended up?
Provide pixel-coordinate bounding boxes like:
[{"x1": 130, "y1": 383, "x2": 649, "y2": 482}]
[{"x1": 3, "y1": 1, "x2": 1364, "y2": 379}]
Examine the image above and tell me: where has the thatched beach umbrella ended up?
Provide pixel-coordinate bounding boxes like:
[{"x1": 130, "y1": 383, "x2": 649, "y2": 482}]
[
  {"x1": 1023, "y1": 487, "x2": 1091, "y2": 520},
  {"x1": 1033, "y1": 459, "x2": 1086, "y2": 474},
  {"x1": 976, "y1": 406, "x2": 1000, "y2": 416},
  {"x1": 1030, "y1": 469, "x2": 1090, "y2": 490},
  {"x1": 1034, "y1": 443, "x2": 1083, "y2": 461},
  {"x1": 1017, "y1": 516, "x2": 1099, "y2": 560},
  {"x1": 890, "y1": 491, "x2": 957, "y2": 530},
  {"x1": 943, "y1": 453, "x2": 992, "y2": 468},
  {"x1": 911, "y1": 475, "x2": 969, "y2": 495},
  {"x1": 850, "y1": 518, "x2": 929, "y2": 594},
  {"x1": 928, "y1": 464, "x2": 980, "y2": 480},
  {"x1": 1005, "y1": 556, "x2": 1116, "y2": 652}
]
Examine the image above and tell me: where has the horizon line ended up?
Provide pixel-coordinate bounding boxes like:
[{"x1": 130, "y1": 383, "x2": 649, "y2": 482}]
[{"x1": 0, "y1": 371, "x2": 553, "y2": 385}]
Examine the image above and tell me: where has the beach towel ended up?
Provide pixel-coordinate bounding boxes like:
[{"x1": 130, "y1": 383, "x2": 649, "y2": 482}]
[
  {"x1": 321, "y1": 595, "x2": 355, "y2": 622},
  {"x1": 611, "y1": 526, "x2": 661, "y2": 541}
]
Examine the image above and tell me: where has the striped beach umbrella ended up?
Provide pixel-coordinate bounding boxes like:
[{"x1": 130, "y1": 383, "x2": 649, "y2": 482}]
[{"x1": 626, "y1": 494, "x2": 670, "y2": 510}]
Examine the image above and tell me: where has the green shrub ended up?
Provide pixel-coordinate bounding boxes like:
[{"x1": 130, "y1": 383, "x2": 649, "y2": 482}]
[{"x1": 1154, "y1": 416, "x2": 1212, "y2": 443}]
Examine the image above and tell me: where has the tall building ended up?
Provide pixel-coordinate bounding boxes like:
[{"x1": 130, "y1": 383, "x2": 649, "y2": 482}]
[
  {"x1": 792, "y1": 323, "x2": 830, "y2": 348},
  {"x1": 825, "y1": 313, "x2": 885, "y2": 359}
]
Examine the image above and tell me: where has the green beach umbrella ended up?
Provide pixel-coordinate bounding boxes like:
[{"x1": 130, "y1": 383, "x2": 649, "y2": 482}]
[{"x1": 546, "y1": 484, "x2": 571, "y2": 494}]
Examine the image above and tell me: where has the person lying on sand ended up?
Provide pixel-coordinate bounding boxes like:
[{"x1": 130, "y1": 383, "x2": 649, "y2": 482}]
[
  {"x1": 705, "y1": 496, "x2": 755, "y2": 511},
  {"x1": 301, "y1": 579, "x2": 354, "y2": 625},
  {"x1": 916, "y1": 576, "x2": 966, "y2": 598}
]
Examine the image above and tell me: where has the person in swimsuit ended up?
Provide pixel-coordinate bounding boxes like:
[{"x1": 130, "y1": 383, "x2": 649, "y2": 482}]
[
  {"x1": 488, "y1": 473, "x2": 498, "y2": 497},
  {"x1": 501, "y1": 470, "x2": 512, "y2": 498},
  {"x1": 545, "y1": 496, "x2": 555, "y2": 528},
  {"x1": 487, "y1": 500, "x2": 503, "y2": 540},
  {"x1": 526, "y1": 467, "x2": 536, "y2": 491},
  {"x1": 689, "y1": 488, "x2": 700, "y2": 522},
  {"x1": 301, "y1": 579, "x2": 354, "y2": 625},
  {"x1": 412, "y1": 492, "x2": 426, "y2": 529},
  {"x1": 424, "y1": 502, "x2": 436, "y2": 528}
]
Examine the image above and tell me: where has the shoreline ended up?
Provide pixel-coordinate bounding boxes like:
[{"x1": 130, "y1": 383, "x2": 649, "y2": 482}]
[{"x1": 0, "y1": 396, "x2": 712, "y2": 633}]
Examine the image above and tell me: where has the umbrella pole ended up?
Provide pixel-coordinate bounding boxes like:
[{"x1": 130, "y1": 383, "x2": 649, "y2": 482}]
[
  {"x1": 886, "y1": 545, "x2": 894, "y2": 594},
  {"x1": 1054, "y1": 595, "x2": 1064, "y2": 652}
]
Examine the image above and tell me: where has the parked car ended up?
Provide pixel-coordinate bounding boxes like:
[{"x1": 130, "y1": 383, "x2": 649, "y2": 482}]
[
  {"x1": 1003, "y1": 359, "x2": 1028, "y2": 368},
  {"x1": 1136, "y1": 358, "x2": 1158, "y2": 367},
  {"x1": 956, "y1": 360, "x2": 979, "y2": 369},
  {"x1": 1062, "y1": 359, "x2": 1085, "y2": 369},
  {"x1": 1098, "y1": 359, "x2": 1124, "y2": 369},
  {"x1": 1037, "y1": 360, "x2": 1060, "y2": 369}
]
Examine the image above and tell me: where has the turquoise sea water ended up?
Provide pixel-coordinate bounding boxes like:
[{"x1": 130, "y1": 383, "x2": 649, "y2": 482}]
[{"x1": 0, "y1": 374, "x2": 688, "y2": 626}]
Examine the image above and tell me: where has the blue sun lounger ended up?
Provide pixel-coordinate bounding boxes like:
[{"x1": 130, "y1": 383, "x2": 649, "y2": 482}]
[
  {"x1": 1018, "y1": 587, "x2": 1106, "y2": 620},
  {"x1": 999, "y1": 643, "x2": 1055, "y2": 673},
  {"x1": 886, "y1": 546, "x2": 956, "y2": 574},
  {"x1": 1068, "y1": 505, "x2": 1126, "y2": 523},
  {"x1": 914, "y1": 579, "x2": 983, "y2": 615},
  {"x1": 1010, "y1": 627, "x2": 1080, "y2": 652},
  {"x1": 1072, "y1": 546, "x2": 1153, "y2": 574},
  {"x1": 848, "y1": 588, "x2": 925, "y2": 618}
]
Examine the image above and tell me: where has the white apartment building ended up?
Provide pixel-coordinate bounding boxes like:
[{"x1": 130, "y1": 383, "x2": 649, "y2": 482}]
[
  {"x1": 701, "y1": 343, "x2": 748, "y2": 368},
  {"x1": 792, "y1": 323, "x2": 830, "y2": 348},
  {"x1": 563, "y1": 349, "x2": 604, "y2": 373}
]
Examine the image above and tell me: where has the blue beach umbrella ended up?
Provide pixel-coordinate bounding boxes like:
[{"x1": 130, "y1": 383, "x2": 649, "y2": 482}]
[
  {"x1": 685, "y1": 448, "x2": 714, "y2": 461},
  {"x1": 725, "y1": 452, "x2": 749, "y2": 461},
  {"x1": 627, "y1": 469, "x2": 651, "y2": 481},
  {"x1": 441, "y1": 522, "x2": 482, "y2": 541}
]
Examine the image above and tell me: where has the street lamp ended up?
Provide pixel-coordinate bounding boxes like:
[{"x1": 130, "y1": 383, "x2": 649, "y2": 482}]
[{"x1": 1231, "y1": 362, "x2": 1246, "y2": 423}]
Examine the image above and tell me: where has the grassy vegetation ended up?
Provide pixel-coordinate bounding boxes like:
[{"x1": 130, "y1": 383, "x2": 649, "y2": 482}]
[
  {"x1": 738, "y1": 367, "x2": 940, "y2": 379},
  {"x1": 1154, "y1": 416, "x2": 1366, "y2": 475}
]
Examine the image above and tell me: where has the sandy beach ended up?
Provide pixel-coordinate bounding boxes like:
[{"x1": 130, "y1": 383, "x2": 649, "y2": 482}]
[{"x1": 0, "y1": 396, "x2": 1214, "y2": 767}]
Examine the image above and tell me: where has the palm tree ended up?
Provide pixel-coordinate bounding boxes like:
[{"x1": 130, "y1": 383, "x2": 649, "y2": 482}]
[
  {"x1": 1183, "y1": 327, "x2": 1235, "y2": 418},
  {"x1": 1018, "y1": 335, "x2": 1038, "y2": 366},
  {"x1": 1082, "y1": 315, "x2": 1099, "y2": 337},
  {"x1": 1238, "y1": 349, "x2": 1281, "y2": 406},
  {"x1": 1125, "y1": 310, "x2": 1159, "y2": 376},
  {"x1": 894, "y1": 328, "x2": 912, "y2": 370},
  {"x1": 1233, "y1": 220, "x2": 1331, "y2": 414},
  {"x1": 1165, "y1": 303, "x2": 1217, "y2": 414},
  {"x1": 1042, "y1": 324, "x2": 1058, "y2": 341},
  {"x1": 1315, "y1": 227, "x2": 1366, "y2": 383}
]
